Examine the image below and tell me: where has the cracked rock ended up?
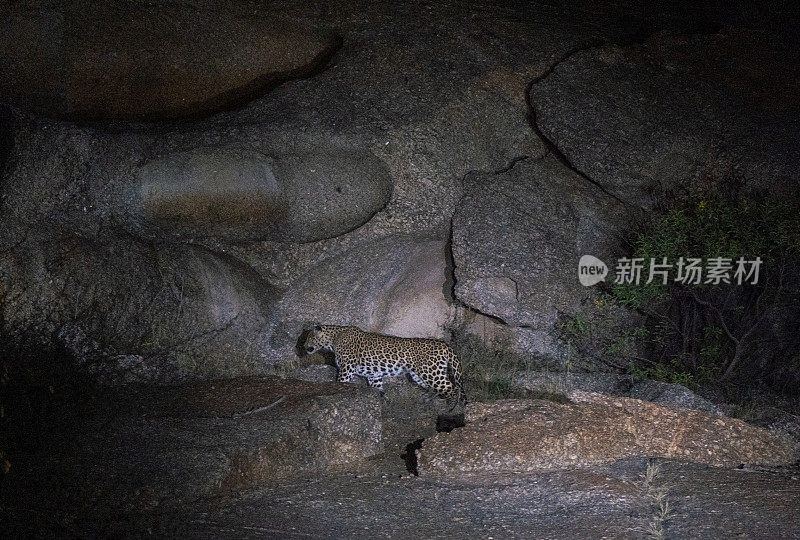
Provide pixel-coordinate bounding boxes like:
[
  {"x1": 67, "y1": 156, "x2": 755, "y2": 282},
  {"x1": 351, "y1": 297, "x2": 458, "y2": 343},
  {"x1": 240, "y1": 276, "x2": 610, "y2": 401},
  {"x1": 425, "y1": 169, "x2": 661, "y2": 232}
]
[
  {"x1": 451, "y1": 154, "x2": 630, "y2": 353},
  {"x1": 529, "y1": 30, "x2": 800, "y2": 209}
]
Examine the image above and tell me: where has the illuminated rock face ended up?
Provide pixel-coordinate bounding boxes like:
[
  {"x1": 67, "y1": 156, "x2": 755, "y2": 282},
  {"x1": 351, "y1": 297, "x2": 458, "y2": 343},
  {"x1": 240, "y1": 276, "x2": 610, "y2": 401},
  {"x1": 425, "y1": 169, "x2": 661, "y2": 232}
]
[
  {"x1": 122, "y1": 148, "x2": 392, "y2": 242},
  {"x1": 417, "y1": 393, "x2": 798, "y2": 476},
  {"x1": 270, "y1": 237, "x2": 454, "y2": 355},
  {"x1": 0, "y1": 2, "x2": 339, "y2": 120}
]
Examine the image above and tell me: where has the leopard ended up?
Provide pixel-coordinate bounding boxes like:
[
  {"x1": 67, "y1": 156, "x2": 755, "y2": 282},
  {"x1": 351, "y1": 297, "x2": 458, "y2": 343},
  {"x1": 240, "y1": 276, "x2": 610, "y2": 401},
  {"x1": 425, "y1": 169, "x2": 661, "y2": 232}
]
[{"x1": 303, "y1": 324, "x2": 465, "y2": 405}]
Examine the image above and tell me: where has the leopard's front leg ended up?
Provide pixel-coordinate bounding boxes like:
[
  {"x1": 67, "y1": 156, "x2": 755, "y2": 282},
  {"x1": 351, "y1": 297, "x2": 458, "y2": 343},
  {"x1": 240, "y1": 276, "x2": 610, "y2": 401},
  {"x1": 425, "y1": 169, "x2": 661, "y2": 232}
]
[{"x1": 335, "y1": 354, "x2": 357, "y2": 383}]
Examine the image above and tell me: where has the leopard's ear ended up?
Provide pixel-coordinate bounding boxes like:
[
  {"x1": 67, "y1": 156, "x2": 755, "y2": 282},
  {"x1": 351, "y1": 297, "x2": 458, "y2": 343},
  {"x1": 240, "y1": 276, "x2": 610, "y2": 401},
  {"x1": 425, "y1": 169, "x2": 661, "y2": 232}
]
[{"x1": 314, "y1": 324, "x2": 322, "y2": 331}]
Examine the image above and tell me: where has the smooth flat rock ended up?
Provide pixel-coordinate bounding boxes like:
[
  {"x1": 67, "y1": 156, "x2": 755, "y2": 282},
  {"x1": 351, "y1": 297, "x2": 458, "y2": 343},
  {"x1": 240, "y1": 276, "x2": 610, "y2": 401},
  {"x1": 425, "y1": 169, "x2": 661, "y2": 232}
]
[
  {"x1": 269, "y1": 237, "x2": 453, "y2": 360},
  {"x1": 0, "y1": 1, "x2": 339, "y2": 119},
  {"x1": 417, "y1": 393, "x2": 797, "y2": 476}
]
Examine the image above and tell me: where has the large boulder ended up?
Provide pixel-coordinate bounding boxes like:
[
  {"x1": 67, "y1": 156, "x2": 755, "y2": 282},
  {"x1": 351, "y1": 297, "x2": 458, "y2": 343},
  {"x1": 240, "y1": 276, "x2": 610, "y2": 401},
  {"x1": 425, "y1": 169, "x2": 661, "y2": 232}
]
[
  {"x1": 0, "y1": 0, "x2": 558, "y2": 380},
  {"x1": 4, "y1": 0, "x2": 798, "y2": 387},
  {"x1": 269, "y1": 236, "x2": 455, "y2": 360},
  {"x1": 0, "y1": 117, "x2": 395, "y2": 375},
  {"x1": 529, "y1": 31, "x2": 800, "y2": 208},
  {"x1": 0, "y1": 227, "x2": 278, "y2": 381},
  {"x1": 417, "y1": 393, "x2": 797, "y2": 475},
  {"x1": 0, "y1": 1, "x2": 340, "y2": 120},
  {"x1": 451, "y1": 155, "x2": 632, "y2": 354}
]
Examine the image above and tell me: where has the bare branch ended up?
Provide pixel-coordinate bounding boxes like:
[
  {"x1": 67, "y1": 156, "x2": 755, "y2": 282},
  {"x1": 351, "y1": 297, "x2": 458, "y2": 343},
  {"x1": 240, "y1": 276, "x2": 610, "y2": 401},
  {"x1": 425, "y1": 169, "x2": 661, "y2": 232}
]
[{"x1": 688, "y1": 289, "x2": 739, "y2": 346}]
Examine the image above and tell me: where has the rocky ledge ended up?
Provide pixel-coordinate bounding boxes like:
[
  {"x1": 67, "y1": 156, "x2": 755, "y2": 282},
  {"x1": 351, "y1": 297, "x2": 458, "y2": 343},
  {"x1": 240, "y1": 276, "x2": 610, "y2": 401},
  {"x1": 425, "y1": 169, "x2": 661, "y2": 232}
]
[
  {"x1": 1, "y1": 377, "x2": 382, "y2": 517},
  {"x1": 417, "y1": 392, "x2": 798, "y2": 475}
]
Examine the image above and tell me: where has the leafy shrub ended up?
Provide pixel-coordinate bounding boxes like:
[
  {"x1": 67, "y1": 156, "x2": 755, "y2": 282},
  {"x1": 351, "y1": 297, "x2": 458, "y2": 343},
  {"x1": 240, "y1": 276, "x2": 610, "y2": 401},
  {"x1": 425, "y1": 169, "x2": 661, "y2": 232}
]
[{"x1": 609, "y1": 192, "x2": 800, "y2": 394}]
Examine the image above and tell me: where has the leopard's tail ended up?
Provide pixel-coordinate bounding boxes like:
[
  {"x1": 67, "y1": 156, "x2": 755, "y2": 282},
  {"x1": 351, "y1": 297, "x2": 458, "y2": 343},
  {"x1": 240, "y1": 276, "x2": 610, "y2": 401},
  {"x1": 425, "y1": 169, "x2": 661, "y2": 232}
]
[{"x1": 447, "y1": 352, "x2": 467, "y2": 408}]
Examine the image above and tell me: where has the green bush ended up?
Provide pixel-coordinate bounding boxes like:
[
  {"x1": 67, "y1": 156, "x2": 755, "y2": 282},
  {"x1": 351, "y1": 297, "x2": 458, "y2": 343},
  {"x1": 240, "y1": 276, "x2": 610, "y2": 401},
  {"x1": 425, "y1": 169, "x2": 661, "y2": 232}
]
[{"x1": 610, "y1": 192, "x2": 800, "y2": 393}]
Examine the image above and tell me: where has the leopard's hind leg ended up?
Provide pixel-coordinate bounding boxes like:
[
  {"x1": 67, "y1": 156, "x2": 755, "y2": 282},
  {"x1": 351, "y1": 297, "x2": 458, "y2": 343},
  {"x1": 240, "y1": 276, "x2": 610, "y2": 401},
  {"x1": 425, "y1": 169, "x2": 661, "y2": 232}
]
[
  {"x1": 408, "y1": 369, "x2": 438, "y2": 402},
  {"x1": 407, "y1": 370, "x2": 430, "y2": 389}
]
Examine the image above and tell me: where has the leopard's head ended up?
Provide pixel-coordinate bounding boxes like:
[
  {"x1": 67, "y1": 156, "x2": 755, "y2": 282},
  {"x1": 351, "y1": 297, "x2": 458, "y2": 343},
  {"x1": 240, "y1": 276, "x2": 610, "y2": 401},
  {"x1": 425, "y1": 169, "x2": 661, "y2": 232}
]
[{"x1": 303, "y1": 325, "x2": 338, "y2": 355}]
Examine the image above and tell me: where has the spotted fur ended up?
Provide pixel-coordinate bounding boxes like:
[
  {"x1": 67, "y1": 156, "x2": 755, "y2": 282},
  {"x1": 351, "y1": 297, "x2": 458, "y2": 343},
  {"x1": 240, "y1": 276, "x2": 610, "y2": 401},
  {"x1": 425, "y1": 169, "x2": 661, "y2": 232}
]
[{"x1": 304, "y1": 325, "x2": 465, "y2": 403}]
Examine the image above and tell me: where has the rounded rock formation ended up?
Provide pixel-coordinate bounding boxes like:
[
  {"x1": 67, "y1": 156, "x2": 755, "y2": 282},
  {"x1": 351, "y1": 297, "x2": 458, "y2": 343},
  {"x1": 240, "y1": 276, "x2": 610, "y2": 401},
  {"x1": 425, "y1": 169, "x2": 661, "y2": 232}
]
[
  {"x1": 119, "y1": 147, "x2": 393, "y2": 242},
  {"x1": 0, "y1": 1, "x2": 340, "y2": 120}
]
